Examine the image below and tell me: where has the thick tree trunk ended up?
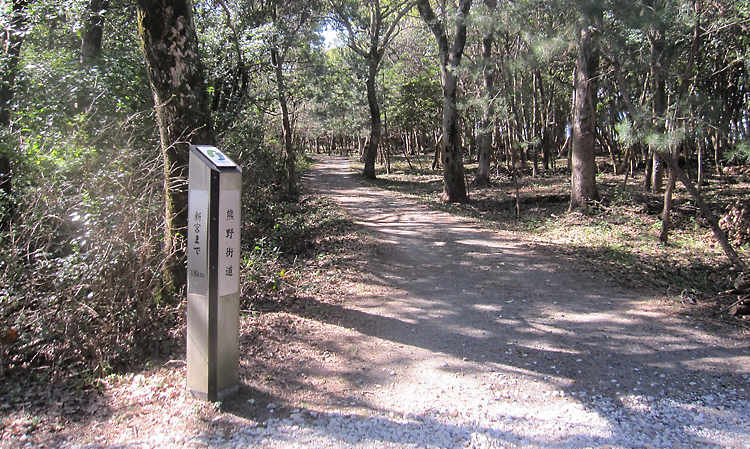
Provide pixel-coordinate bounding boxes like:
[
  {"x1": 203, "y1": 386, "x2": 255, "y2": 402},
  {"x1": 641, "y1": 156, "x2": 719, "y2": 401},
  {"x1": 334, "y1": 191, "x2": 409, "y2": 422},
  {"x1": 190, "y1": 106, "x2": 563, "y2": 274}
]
[
  {"x1": 417, "y1": 0, "x2": 471, "y2": 203},
  {"x1": 363, "y1": 55, "x2": 382, "y2": 179},
  {"x1": 0, "y1": 0, "x2": 29, "y2": 229},
  {"x1": 136, "y1": 0, "x2": 215, "y2": 301},
  {"x1": 569, "y1": 25, "x2": 600, "y2": 210},
  {"x1": 441, "y1": 70, "x2": 469, "y2": 202},
  {"x1": 474, "y1": 0, "x2": 496, "y2": 186}
]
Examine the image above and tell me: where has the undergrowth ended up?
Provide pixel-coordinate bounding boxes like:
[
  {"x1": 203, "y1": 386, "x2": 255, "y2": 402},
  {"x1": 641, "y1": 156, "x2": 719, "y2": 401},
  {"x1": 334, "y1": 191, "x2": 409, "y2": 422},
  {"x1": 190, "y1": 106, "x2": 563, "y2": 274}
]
[
  {"x1": 0, "y1": 116, "x2": 300, "y2": 389},
  {"x1": 240, "y1": 186, "x2": 366, "y2": 315},
  {"x1": 0, "y1": 111, "x2": 183, "y2": 386}
]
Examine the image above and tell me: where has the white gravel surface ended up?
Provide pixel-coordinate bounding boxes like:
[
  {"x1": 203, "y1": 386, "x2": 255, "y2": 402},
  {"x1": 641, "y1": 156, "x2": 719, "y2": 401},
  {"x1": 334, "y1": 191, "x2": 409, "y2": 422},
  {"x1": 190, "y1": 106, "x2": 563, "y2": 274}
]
[
  {"x1": 170, "y1": 384, "x2": 750, "y2": 449},
  {"x1": 85, "y1": 377, "x2": 749, "y2": 448}
]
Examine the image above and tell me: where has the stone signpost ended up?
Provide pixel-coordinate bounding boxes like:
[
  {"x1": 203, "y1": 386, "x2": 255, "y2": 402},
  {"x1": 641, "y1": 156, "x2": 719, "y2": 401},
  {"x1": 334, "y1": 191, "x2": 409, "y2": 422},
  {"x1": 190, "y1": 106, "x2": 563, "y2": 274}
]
[{"x1": 186, "y1": 144, "x2": 241, "y2": 401}]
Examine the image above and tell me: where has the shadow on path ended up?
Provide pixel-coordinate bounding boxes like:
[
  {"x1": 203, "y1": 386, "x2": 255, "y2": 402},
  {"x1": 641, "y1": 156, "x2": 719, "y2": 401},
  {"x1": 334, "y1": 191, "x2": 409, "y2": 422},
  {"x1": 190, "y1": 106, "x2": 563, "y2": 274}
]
[{"x1": 219, "y1": 156, "x2": 750, "y2": 448}]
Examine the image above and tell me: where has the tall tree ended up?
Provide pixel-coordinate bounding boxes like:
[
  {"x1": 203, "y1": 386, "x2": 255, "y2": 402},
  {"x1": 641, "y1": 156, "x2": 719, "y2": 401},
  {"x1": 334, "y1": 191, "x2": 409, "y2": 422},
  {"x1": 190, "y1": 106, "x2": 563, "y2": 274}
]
[
  {"x1": 330, "y1": 0, "x2": 414, "y2": 179},
  {"x1": 136, "y1": 0, "x2": 215, "y2": 300},
  {"x1": 0, "y1": 0, "x2": 29, "y2": 229},
  {"x1": 417, "y1": 0, "x2": 471, "y2": 203},
  {"x1": 647, "y1": 0, "x2": 668, "y2": 193},
  {"x1": 269, "y1": 1, "x2": 316, "y2": 196},
  {"x1": 474, "y1": 0, "x2": 496, "y2": 186},
  {"x1": 569, "y1": 6, "x2": 601, "y2": 210},
  {"x1": 659, "y1": 0, "x2": 701, "y2": 243}
]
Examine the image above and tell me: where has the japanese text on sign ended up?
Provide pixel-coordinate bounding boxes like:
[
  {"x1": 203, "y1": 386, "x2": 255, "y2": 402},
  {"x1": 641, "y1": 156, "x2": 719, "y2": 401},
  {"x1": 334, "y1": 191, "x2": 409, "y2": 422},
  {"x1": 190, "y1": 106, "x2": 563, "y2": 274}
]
[
  {"x1": 218, "y1": 190, "x2": 240, "y2": 296},
  {"x1": 188, "y1": 190, "x2": 209, "y2": 294}
]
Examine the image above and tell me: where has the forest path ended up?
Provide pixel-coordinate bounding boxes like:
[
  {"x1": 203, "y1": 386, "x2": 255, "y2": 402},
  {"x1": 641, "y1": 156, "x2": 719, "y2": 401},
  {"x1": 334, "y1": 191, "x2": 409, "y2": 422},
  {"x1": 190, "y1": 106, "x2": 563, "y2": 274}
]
[{"x1": 299, "y1": 155, "x2": 750, "y2": 448}]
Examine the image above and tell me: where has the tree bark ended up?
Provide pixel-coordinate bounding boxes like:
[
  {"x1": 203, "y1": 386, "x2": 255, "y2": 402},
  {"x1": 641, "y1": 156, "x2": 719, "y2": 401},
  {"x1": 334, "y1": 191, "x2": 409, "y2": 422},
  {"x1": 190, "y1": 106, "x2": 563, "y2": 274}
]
[
  {"x1": 474, "y1": 0, "x2": 496, "y2": 186},
  {"x1": 136, "y1": 0, "x2": 215, "y2": 301},
  {"x1": 418, "y1": 0, "x2": 471, "y2": 203},
  {"x1": 569, "y1": 25, "x2": 600, "y2": 210}
]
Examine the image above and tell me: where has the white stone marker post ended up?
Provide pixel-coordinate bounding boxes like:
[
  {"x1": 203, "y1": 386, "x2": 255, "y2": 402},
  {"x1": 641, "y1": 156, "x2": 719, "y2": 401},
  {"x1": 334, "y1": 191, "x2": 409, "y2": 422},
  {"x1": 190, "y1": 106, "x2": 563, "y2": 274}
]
[{"x1": 186, "y1": 144, "x2": 241, "y2": 401}]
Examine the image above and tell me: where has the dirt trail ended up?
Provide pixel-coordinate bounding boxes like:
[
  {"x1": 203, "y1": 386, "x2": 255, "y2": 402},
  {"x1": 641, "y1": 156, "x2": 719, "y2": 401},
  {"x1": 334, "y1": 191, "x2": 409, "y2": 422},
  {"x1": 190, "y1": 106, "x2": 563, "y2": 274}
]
[
  {"x1": 301, "y1": 155, "x2": 750, "y2": 446},
  {"x1": 8, "y1": 155, "x2": 748, "y2": 448}
]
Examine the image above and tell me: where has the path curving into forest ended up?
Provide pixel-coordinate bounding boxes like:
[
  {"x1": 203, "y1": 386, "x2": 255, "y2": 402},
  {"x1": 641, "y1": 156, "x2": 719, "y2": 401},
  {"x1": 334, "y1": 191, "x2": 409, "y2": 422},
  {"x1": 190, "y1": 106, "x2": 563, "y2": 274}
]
[{"x1": 260, "y1": 155, "x2": 749, "y2": 448}]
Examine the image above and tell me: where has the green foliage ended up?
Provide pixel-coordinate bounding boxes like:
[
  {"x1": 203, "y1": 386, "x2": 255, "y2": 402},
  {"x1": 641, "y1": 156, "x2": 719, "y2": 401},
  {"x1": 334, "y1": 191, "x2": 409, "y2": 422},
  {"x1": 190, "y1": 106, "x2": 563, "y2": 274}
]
[
  {"x1": 724, "y1": 141, "x2": 750, "y2": 165},
  {"x1": 297, "y1": 47, "x2": 368, "y2": 140},
  {"x1": 644, "y1": 128, "x2": 685, "y2": 152},
  {"x1": 0, "y1": 0, "x2": 174, "y2": 382},
  {"x1": 390, "y1": 74, "x2": 441, "y2": 134}
]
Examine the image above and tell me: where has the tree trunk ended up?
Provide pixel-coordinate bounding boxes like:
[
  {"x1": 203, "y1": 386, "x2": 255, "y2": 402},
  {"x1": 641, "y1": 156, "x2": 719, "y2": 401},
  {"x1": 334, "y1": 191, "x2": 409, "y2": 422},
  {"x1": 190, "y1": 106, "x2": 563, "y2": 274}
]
[
  {"x1": 441, "y1": 69, "x2": 469, "y2": 202},
  {"x1": 649, "y1": 17, "x2": 667, "y2": 193},
  {"x1": 432, "y1": 133, "x2": 442, "y2": 170},
  {"x1": 81, "y1": 0, "x2": 108, "y2": 63},
  {"x1": 271, "y1": 46, "x2": 296, "y2": 196},
  {"x1": 713, "y1": 131, "x2": 724, "y2": 175},
  {"x1": 658, "y1": 150, "x2": 745, "y2": 271},
  {"x1": 659, "y1": 3, "x2": 700, "y2": 243},
  {"x1": 474, "y1": 0, "x2": 496, "y2": 186},
  {"x1": 0, "y1": 0, "x2": 29, "y2": 229},
  {"x1": 697, "y1": 143, "x2": 703, "y2": 193},
  {"x1": 136, "y1": 0, "x2": 215, "y2": 301},
  {"x1": 363, "y1": 55, "x2": 382, "y2": 179},
  {"x1": 418, "y1": 0, "x2": 471, "y2": 203},
  {"x1": 569, "y1": 25, "x2": 600, "y2": 210},
  {"x1": 658, "y1": 144, "x2": 680, "y2": 243},
  {"x1": 76, "y1": 0, "x2": 108, "y2": 114}
]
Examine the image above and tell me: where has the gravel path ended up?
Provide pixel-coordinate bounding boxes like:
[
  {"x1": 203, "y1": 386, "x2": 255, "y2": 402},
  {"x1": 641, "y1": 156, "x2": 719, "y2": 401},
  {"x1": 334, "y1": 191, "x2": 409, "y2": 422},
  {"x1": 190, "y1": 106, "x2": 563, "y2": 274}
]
[
  {"x1": 249, "y1": 156, "x2": 747, "y2": 449},
  {"x1": 57, "y1": 156, "x2": 750, "y2": 449}
]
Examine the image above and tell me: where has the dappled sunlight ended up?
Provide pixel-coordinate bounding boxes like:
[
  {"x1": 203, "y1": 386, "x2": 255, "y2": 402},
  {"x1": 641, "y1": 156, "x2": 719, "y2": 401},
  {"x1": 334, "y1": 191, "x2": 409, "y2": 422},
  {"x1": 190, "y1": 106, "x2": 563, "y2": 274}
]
[
  {"x1": 522, "y1": 322, "x2": 579, "y2": 336},
  {"x1": 683, "y1": 356, "x2": 750, "y2": 373},
  {"x1": 551, "y1": 311, "x2": 643, "y2": 325},
  {"x1": 290, "y1": 156, "x2": 750, "y2": 447}
]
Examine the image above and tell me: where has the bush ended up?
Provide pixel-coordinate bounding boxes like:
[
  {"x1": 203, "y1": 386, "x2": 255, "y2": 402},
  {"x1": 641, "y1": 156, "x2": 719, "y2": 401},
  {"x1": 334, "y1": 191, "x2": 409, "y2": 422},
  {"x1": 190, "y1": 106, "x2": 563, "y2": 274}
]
[{"x1": 0, "y1": 116, "x2": 178, "y2": 382}]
